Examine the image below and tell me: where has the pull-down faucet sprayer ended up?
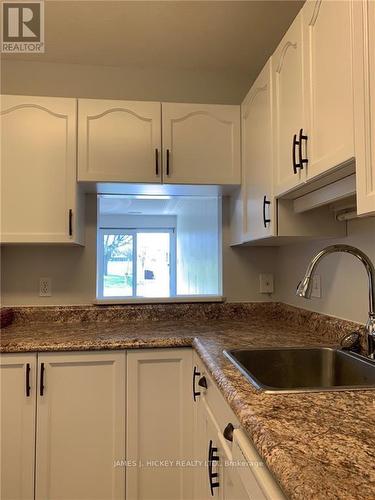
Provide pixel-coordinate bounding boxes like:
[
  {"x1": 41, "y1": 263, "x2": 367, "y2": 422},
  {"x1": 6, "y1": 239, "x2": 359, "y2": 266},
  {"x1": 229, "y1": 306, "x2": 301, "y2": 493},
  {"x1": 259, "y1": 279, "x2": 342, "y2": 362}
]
[{"x1": 296, "y1": 244, "x2": 375, "y2": 359}]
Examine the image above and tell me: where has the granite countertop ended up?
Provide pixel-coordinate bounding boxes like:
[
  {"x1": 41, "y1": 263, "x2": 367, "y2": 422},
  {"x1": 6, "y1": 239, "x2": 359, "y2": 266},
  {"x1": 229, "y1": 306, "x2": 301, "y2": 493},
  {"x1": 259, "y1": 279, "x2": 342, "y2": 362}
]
[{"x1": 1, "y1": 305, "x2": 374, "y2": 500}]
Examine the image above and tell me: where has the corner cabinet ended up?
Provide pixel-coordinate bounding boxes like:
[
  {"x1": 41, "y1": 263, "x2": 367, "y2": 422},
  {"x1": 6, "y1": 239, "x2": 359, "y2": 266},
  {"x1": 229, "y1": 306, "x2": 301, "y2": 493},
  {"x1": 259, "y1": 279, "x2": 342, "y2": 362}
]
[
  {"x1": 353, "y1": 0, "x2": 375, "y2": 215},
  {"x1": 78, "y1": 99, "x2": 162, "y2": 183},
  {"x1": 1, "y1": 95, "x2": 83, "y2": 244},
  {"x1": 192, "y1": 354, "x2": 285, "y2": 500},
  {"x1": 161, "y1": 103, "x2": 240, "y2": 185}
]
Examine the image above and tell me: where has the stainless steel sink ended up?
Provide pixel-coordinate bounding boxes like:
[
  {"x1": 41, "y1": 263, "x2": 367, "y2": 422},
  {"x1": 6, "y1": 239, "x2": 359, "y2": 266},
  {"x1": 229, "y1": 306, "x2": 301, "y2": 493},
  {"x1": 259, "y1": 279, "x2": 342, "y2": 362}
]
[{"x1": 223, "y1": 347, "x2": 375, "y2": 393}]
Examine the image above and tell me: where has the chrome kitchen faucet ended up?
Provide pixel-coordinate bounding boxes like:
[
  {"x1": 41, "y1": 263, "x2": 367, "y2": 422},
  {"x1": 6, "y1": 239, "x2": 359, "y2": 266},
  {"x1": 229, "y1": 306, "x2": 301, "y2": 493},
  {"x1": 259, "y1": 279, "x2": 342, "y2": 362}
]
[{"x1": 296, "y1": 245, "x2": 375, "y2": 359}]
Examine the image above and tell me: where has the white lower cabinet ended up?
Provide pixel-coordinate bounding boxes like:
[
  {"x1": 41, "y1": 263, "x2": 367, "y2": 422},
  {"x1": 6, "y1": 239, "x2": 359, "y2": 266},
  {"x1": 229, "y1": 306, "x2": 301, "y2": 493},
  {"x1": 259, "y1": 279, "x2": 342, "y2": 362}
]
[
  {"x1": 126, "y1": 348, "x2": 193, "y2": 500},
  {"x1": 35, "y1": 351, "x2": 126, "y2": 500},
  {"x1": 0, "y1": 353, "x2": 37, "y2": 500},
  {"x1": 192, "y1": 354, "x2": 285, "y2": 500},
  {"x1": 1, "y1": 348, "x2": 284, "y2": 500},
  {"x1": 0, "y1": 351, "x2": 125, "y2": 500}
]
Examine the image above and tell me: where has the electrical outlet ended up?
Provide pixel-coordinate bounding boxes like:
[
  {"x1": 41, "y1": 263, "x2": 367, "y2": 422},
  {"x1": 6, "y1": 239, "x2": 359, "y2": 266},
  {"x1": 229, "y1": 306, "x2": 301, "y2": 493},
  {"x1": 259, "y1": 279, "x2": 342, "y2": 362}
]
[
  {"x1": 39, "y1": 277, "x2": 52, "y2": 297},
  {"x1": 259, "y1": 273, "x2": 274, "y2": 294},
  {"x1": 311, "y1": 275, "x2": 321, "y2": 298}
]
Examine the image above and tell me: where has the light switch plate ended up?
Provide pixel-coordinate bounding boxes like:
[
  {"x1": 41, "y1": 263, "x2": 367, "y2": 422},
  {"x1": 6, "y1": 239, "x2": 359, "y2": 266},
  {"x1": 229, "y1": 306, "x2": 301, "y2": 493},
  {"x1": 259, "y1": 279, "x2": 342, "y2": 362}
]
[
  {"x1": 259, "y1": 273, "x2": 274, "y2": 294},
  {"x1": 311, "y1": 275, "x2": 321, "y2": 298}
]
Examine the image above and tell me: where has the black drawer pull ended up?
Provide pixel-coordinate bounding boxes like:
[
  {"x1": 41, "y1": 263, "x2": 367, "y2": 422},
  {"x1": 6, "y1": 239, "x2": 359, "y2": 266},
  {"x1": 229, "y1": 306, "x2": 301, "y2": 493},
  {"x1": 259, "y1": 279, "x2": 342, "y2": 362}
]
[
  {"x1": 68, "y1": 209, "x2": 73, "y2": 237},
  {"x1": 208, "y1": 440, "x2": 220, "y2": 496},
  {"x1": 155, "y1": 148, "x2": 159, "y2": 176},
  {"x1": 198, "y1": 376, "x2": 207, "y2": 389},
  {"x1": 223, "y1": 422, "x2": 234, "y2": 442},
  {"x1": 192, "y1": 366, "x2": 201, "y2": 401},
  {"x1": 292, "y1": 134, "x2": 299, "y2": 174},
  {"x1": 25, "y1": 363, "x2": 31, "y2": 397},
  {"x1": 263, "y1": 195, "x2": 271, "y2": 228},
  {"x1": 166, "y1": 149, "x2": 170, "y2": 176},
  {"x1": 298, "y1": 128, "x2": 308, "y2": 170},
  {"x1": 40, "y1": 363, "x2": 45, "y2": 396}
]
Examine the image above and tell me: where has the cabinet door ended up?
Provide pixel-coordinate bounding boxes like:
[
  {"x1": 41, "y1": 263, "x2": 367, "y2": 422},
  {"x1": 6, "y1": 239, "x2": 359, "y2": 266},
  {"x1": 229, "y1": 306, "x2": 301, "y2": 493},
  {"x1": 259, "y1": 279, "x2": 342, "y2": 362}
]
[
  {"x1": 353, "y1": 0, "x2": 375, "y2": 215},
  {"x1": 303, "y1": 0, "x2": 354, "y2": 181},
  {"x1": 0, "y1": 353, "x2": 37, "y2": 500},
  {"x1": 195, "y1": 399, "x2": 224, "y2": 500},
  {"x1": 241, "y1": 59, "x2": 274, "y2": 241},
  {"x1": 1, "y1": 95, "x2": 81, "y2": 244},
  {"x1": 126, "y1": 348, "x2": 193, "y2": 500},
  {"x1": 78, "y1": 99, "x2": 161, "y2": 182},
  {"x1": 273, "y1": 13, "x2": 306, "y2": 196},
  {"x1": 162, "y1": 103, "x2": 240, "y2": 185},
  {"x1": 35, "y1": 351, "x2": 125, "y2": 500}
]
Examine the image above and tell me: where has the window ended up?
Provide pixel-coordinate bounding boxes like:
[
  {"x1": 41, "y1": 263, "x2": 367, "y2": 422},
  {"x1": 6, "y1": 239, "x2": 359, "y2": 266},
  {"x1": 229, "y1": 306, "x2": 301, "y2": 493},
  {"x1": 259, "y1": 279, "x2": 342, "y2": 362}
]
[
  {"x1": 98, "y1": 228, "x2": 176, "y2": 298},
  {"x1": 97, "y1": 195, "x2": 221, "y2": 301}
]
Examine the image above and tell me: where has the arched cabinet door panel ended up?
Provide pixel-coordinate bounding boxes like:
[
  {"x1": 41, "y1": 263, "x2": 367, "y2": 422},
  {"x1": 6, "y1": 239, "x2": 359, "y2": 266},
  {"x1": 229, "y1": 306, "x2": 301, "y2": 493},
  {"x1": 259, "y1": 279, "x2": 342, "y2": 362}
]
[
  {"x1": 272, "y1": 13, "x2": 306, "y2": 196},
  {"x1": 162, "y1": 103, "x2": 240, "y2": 185},
  {"x1": 78, "y1": 99, "x2": 161, "y2": 183},
  {"x1": 1, "y1": 95, "x2": 82, "y2": 244},
  {"x1": 241, "y1": 59, "x2": 274, "y2": 242},
  {"x1": 302, "y1": 0, "x2": 354, "y2": 181}
]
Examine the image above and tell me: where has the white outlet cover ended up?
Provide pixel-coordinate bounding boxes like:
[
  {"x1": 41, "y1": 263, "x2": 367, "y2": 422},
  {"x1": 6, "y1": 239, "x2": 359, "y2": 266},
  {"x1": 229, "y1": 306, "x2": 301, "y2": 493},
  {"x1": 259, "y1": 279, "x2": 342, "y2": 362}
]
[
  {"x1": 259, "y1": 273, "x2": 274, "y2": 294},
  {"x1": 39, "y1": 277, "x2": 52, "y2": 297}
]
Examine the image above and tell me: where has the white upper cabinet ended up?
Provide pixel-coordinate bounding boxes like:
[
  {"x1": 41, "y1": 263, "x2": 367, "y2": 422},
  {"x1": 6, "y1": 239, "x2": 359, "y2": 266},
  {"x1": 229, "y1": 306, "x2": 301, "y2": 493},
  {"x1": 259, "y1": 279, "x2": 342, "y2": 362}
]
[
  {"x1": 78, "y1": 99, "x2": 161, "y2": 183},
  {"x1": 35, "y1": 351, "x2": 125, "y2": 500},
  {"x1": 1, "y1": 95, "x2": 82, "y2": 244},
  {"x1": 302, "y1": 0, "x2": 354, "y2": 181},
  {"x1": 241, "y1": 59, "x2": 274, "y2": 241},
  {"x1": 272, "y1": 13, "x2": 306, "y2": 195},
  {"x1": 1, "y1": 354, "x2": 37, "y2": 500},
  {"x1": 353, "y1": 0, "x2": 375, "y2": 215},
  {"x1": 162, "y1": 103, "x2": 240, "y2": 185}
]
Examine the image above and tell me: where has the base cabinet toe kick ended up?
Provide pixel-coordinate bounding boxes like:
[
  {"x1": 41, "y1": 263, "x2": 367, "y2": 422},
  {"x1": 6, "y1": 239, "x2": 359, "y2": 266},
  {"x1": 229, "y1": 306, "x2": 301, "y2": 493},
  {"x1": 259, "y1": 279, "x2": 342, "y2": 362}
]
[{"x1": 0, "y1": 348, "x2": 284, "y2": 500}]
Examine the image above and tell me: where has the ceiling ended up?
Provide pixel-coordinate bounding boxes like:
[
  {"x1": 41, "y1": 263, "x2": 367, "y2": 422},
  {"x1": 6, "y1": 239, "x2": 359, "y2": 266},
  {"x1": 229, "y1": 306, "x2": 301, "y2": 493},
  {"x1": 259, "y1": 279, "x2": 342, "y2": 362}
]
[{"x1": 3, "y1": 1, "x2": 304, "y2": 81}]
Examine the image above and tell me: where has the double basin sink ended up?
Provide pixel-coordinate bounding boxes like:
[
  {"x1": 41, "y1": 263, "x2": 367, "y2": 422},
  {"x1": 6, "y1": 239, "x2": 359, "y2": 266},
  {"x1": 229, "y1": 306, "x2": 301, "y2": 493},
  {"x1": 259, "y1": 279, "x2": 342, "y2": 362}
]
[{"x1": 224, "y1": 347, "x2": 375, "y2": 393}]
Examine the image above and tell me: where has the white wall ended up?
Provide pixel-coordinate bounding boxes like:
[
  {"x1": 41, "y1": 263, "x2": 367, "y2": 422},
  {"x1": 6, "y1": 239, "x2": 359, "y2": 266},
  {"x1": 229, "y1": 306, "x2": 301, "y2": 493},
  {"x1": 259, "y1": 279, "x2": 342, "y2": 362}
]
[
  {"x1": 0, "y1": 195, "x2": 278, "y2": 306},
  {"x1": 1, "y1": 60, "x2": 248, "y2": 105},
  {"x1": 276, "y1": 217, "x2": 375, "y2": 324}
]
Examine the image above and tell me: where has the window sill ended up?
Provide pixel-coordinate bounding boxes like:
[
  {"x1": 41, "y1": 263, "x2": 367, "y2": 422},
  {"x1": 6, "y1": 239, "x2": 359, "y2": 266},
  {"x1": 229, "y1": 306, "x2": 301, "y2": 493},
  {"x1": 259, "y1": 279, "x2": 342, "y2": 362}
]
[{"x1": 93, "y1": 296, "x2": 225, "y2": 305}]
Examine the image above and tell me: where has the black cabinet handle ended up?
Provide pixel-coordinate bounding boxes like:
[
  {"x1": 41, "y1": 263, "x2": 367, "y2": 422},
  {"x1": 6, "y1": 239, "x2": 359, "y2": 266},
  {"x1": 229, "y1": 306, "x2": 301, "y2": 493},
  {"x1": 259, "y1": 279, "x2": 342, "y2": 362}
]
[
  {"x1": 68, "y1": 209, "x2": 73, "y2": 237},
  {"x1": 40, "y1": 363, "x2": 45, "y2": 396},
  {"x1": 223, "y1": 423, "x2": 234, "y2": 442},
  {"x1": 25, "y1": 363, "x2": 31, "y2": 397},
  {"x1": 155, "y1": 148, "x2": 159, "y2": 176},
  {"x1": 198, "y1": 376, "x2": 207, "y2": 389},
  {"x1": 166, "y1": 149, "x2": 170, "y2": 176},
  {"x1": 292, "y1": 134, "x2": 299, "y2": 174},
  {"x1": 192, "y1": 366, "x2": 201, "y2": 401},
  {"x1": 263, "y1": 195, "x2": 271, "y2": 228},
  {"x1": 208, "y1": 439, "x2": 220, "y2": 496},
  {"x1": 298, "y1": 128, "x2": 308, "y2": 170}
]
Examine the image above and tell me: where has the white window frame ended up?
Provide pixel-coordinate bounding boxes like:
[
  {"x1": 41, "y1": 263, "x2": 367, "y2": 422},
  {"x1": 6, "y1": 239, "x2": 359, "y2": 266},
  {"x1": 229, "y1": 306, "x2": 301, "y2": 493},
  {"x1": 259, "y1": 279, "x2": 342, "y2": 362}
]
[{"x1": 97, "y1": 227, "x2": 176, "y2": 300}]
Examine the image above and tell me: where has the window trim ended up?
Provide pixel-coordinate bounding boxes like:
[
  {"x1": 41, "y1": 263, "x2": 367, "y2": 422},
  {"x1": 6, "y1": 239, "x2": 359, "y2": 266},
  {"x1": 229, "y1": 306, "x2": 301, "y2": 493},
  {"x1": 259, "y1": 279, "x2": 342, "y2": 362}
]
[{"x1": 97, "y1": 227, "x2": 176, "y2": 300}]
